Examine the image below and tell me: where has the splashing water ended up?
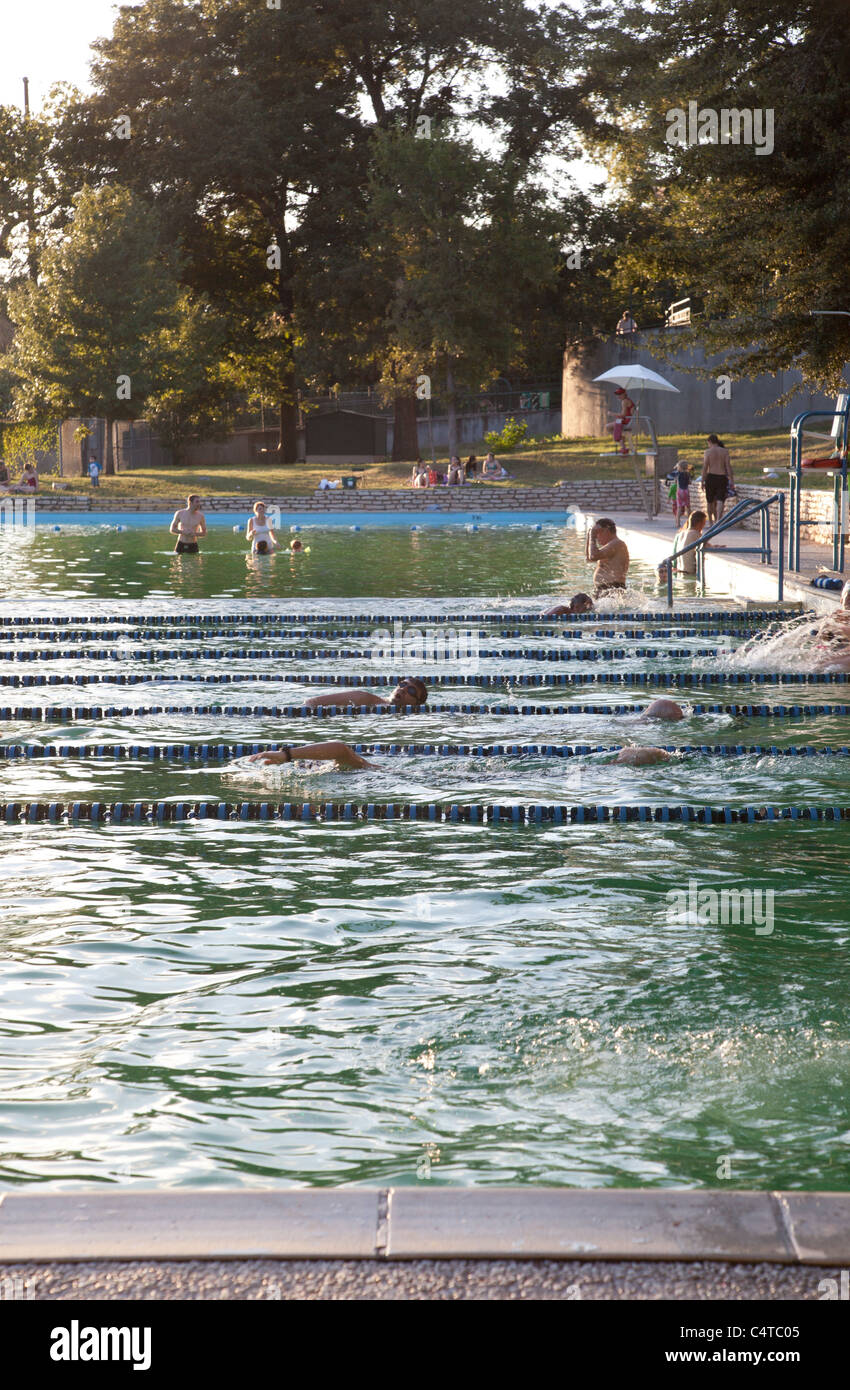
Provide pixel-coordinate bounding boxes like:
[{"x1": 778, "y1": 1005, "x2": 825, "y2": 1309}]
[{"x1": 719, "y1": 613, "x2": 834, "y2": 673}]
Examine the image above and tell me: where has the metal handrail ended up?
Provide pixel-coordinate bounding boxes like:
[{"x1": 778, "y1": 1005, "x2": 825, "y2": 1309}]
[
  {"x1": 663, "y1": 493, "x2": 785, "y2": 608},
  {"x1": 789, "y1": 406, "x2": 849, "y2": 572}
]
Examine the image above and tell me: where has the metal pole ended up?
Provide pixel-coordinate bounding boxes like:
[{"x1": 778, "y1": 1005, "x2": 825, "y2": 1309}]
[
  {"x1": 833, "y1": 471, "x2": 840, "y2": 572},
  {"x1": 777, "y1": 493, "x2": 784, "y2": 602}
]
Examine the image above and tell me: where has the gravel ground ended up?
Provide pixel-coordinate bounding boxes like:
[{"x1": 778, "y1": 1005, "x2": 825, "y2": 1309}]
[{"x1": 0, "y1": 1258, "x2": 844, "y2": 1300}]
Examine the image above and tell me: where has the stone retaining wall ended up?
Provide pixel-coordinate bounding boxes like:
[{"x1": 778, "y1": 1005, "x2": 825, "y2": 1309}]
[
  {"x1": 32, "y1": 479, "x2": 839, "y2": 544},
  {"x1": 36, "y1": 481, "x2": 647, "y2": 513}
]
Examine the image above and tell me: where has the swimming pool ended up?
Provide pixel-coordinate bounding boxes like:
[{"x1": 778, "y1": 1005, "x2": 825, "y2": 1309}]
[{"x1": 1, "y1": 525, "x2": 848, "y2": 1193}]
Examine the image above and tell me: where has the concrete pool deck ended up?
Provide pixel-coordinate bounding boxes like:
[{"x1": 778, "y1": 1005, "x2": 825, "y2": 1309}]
[{"x1": 1, "y1": 1188, "x2": 849, "y2": 1265}]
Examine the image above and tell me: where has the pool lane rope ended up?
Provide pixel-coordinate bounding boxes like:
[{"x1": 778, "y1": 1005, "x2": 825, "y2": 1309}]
[
  {"x1": 0, "y1": 626, "x2": 770, "y2": 641},
  {"x1": 2, "y1": 742, "x2": 850, "y2": 761},
  {"x1": 1, "y1": 672, "x2": 847, "y2": 689},
  {"x1": 3, "y1": 801, "x2": 848, "y2": 825},
  {"x1": 0, "y1": 609, "x2": 791, "y2": 626},
  {"x1": 3, "y1": 701, "x2": 850, "y2": 721},
  {"x1": 0, "y1": 645, "x2": 722, "y2": 661}
]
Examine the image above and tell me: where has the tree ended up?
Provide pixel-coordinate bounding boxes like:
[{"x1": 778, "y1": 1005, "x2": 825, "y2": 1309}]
[
  {"x1": 76, "y1": 0, "x2": 361, "y2": 463},
  {"x1": 368, "y1": 127, "x2": 559, "y2": 456},
  {"x1": 7, "y1": 185, "x2": 181, "y2": 474},
  {"x1": 582, "y1": 0, "x2": 850, "y2": 396}
]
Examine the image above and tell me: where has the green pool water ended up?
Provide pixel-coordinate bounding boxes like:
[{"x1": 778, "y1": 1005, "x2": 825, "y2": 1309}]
[{"x1": 1, "y1": 524, "x2": 849, "y2": 1193}]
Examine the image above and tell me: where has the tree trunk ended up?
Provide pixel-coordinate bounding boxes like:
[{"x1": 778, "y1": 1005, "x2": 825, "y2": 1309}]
[
  {"x1": 278, "y1": 396, "x2": 297, "y2": 464},
  {"x1": 104, "y1": 418, "x2": 115, "y2": 476},
  {"x1": 445, "y1": 359, "x2": 458, "y2": 459},
  {"x1": 76, "y1": 429, "x2": 88, "y2": 479},
  {"x1": 391, "y1": 392, "x2": 419, "y2": 461}
]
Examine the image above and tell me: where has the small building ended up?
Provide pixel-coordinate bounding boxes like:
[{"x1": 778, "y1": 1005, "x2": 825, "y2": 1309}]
[{"x1": 305, "y1": 409, "x2": 388, "y2": 465}]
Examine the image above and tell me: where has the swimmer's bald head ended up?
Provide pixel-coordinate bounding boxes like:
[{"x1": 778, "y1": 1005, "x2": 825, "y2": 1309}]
[
  {"x1": 615, "y1": 745, "x2": 672, "y2": 766},
  {"x1": 639, "y1": 698, "x2": 685, "y2": 721}
]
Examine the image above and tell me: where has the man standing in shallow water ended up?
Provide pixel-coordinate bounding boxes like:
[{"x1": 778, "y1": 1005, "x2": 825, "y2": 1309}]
[
  {"x1": 586, "y1": 519, "x2": 629, "y2": 597},
  {"x1": 170, "y1": 495, "x2": 207, "y2": 554}
]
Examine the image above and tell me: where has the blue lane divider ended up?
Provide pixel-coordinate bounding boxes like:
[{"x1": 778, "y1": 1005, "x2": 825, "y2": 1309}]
[
  {"x1": 0, "y1": 609, "x2": 789, "y2": 626},
  {"x1": 0, "y1": 801, "x2": 845, "y2": 825},
  {"x1": 0, "y1": 672, "x2": 846, "y2": 689},
  {"x1": 0, "y1": 625, "x2": 766, "y2": 642},
  {"x1": 2, "y1": 742, "x2": 848, "y2": 761},
  {"x1": 3, "y1": 701, "x2": 850, "y2": 721},
  {"x1": 0, "y1": 645, "x2": 722, "y2": 661}
]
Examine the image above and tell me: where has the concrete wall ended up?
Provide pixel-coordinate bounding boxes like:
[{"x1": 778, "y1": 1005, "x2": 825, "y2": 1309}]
[{"x1": 563, "y1": 335, "x2": 840, "y2": 438}]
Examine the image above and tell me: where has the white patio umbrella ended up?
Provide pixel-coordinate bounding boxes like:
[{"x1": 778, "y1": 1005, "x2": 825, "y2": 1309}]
[
  {"x1": 593, "y1": 363, "x2": 680, "y2": 453},
  {"x1": 593, "y1": 364, "x2": 680, "y2": 394}
]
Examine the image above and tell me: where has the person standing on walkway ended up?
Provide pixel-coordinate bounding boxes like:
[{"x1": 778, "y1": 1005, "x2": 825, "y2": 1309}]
[
  {"x1": 88, "y1": 456, "x2": 100, "y2": 488},
  {"x1": 701, "y1": 434, "x2": 735, "y2": 523}
]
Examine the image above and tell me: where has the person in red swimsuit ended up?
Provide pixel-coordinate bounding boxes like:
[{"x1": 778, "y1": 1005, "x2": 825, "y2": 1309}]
[{"x1": 605, "y1": 388, "x2": 636, "y2": 454}]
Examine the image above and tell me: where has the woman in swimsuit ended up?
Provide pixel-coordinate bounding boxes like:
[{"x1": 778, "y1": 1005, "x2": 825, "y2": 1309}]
[{"x1": 246, "y1": 501, "x2": 279, "y2": 555}]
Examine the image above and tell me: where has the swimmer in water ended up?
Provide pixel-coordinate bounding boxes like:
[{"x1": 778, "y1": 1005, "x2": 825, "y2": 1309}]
[
  {"x1": 170, "y1": 495, "x2": 207, "y2": 554},
  {"x1": 638, "y1": 698, "x2": 685, "y2": 722},
  {"x1": 247, "y1": 741, "x2": 373, "y2": 769},
  {"x1": 615, "y1": 746, "x2": 672, "y2": 765},
  {"x1": 288, "y1": 539, "x2": 311, "y2": 553},
  {"x1": 614, "y1": 699, "x2": 683, "y2": 763},
  {"x1": 812, "y1": 583, "x2": 850, "y2": 670},
  {"x1": 246, "y1": 502, "x2": 279, "y2": 555},
  {"x1": 544, "y1": 592, "x2": 594, "y2": 617},
  {"x1": 299, "y1": 678, "x2": 428, "y2": 711}
]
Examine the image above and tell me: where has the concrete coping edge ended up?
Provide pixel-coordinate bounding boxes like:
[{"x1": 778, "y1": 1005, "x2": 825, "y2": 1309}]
[{"x1": 0, "y1": 1188, "x2": 847, "y2": 1265}]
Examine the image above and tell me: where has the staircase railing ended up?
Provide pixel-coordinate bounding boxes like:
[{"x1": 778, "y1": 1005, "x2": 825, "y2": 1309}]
[{"x1": 663, "y1": 493, "x2": 785, "y2": 608}]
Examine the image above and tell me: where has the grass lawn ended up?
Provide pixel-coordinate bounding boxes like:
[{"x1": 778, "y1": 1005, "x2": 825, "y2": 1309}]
[{"x1": 49, "y1": 428, "x2": 816, "y2": 498}]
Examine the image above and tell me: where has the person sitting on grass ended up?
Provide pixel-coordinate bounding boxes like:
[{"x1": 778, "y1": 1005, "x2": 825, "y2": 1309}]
[
  {"x1": 481, "y1": 452, "x2": 509, "y2": 480},
  {"x1": 296, "y1": 678, "x2": 428, "y2": 711},
  {"x1": 544, "y1": 592, "x2": 594, "y2": 617}
]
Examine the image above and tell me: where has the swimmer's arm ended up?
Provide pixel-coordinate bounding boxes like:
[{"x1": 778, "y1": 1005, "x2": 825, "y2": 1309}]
[
  {"x1": 246, "y1": 519, "x2": 254, "y2": 538},
  {"x1": 267, "y1": 530, "x2": 279, "y2": 548},
  {"x1": 196, "y1": 513, "x2": 207, "y2": 536},
  {"x1": 249, "y1": 741, "x2": 373, "y2": 769},
  {"x1": 590, "y1": 537, "x2": 619, "y2": 558},
  {"x1": 169, "y1": 512, "x2": 182, "y2": 535}
]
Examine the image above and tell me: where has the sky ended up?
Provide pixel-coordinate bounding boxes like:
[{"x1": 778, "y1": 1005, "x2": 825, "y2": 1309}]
[
  {"x1": 1, "y1": 0, "x2": 601, "y2": 193},
  {"x1": 0, "y1": 0, "x2": 133, "y2": 111}
]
